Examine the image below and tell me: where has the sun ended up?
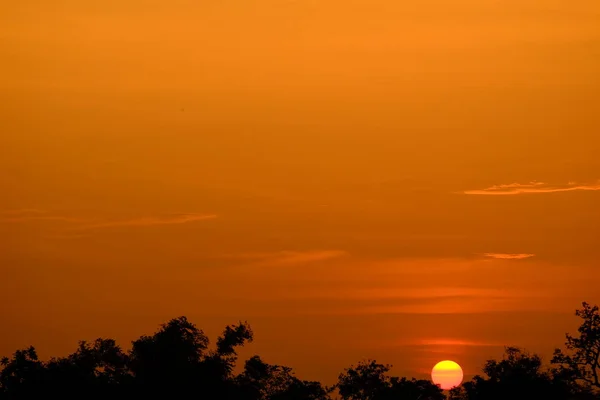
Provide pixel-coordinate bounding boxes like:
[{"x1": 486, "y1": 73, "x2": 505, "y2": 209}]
[{"x1": 431, "y1": 360, "x2": 463, "y2": 390}]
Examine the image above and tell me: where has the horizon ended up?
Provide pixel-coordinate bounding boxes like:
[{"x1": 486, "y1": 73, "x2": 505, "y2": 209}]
[
  {"x1": 1, "y1": 0, "x2": 599, "y2": 388},
  {"x1": 0, "y1": 306, "x2": 593, "y2": 387}
]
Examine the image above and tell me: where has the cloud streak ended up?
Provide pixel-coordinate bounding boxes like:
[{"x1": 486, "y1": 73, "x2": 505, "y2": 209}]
[
  {"x1": 0, "y1": 209, "x2": 87, "y2": 224},
  {"x1": 218, "y1": 250, "x2": 349, "y2": 267},
  {"x1": 462, "y1": 181, "x2": 600, "y2": 195},
  {"x1": 481, "y1": 253, "x2": 535, "y2": 260},
  {"x1": 76, "y1": 214, "x2": 218, "y2": 230},
  {"x1": 1, "y1": 210, "x2": 217, "y2": 230},
  {"x1": 1, "y1": 215, "x2": 86, "y2": 223},
  {"x1": 1, "y1": 209, "x2": 46, "y2": 216},
  {"x1": 409, "y1": 339, "x2": 502, "y2": 347}
]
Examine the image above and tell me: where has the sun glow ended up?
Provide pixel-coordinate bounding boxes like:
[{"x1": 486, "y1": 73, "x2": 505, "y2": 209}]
[{"x1": 431, "y1": 360, "x2": 463, "y2": 390}]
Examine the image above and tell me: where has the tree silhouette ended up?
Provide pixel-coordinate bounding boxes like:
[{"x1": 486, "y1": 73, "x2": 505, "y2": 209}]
[
  {"x1": 128, "y1": 316, "x2": 209, "y2": 396},
  {"x1": 44, "y1": 338, "x2": 130, "y2": 399},
  {"x1": 200, "y1": 321, "x2": 254, "y2": 398},
  {"x1": 386, "y1": 376, "x2": 445, "y2": 400},
  {"x1": 0, "y1": 347, "x2": 45, "y2": 399},
  {"x1": 553, "y1": 302, "x2": 600, "y2": 391},
  {"x1": 237, "y1": 356, "x2": 331, "y2": 400},
  {"x1": 336, "y1": 360, "x2": 444, "y2": 400},
  {"x1": 2, "y1": 302, "x2": 600, "y2": 400},
  {"x1": 452, "y1": 347, "x2": 596, "y2": 400},
  {"x1": 337, "y1": 360, "x2": 391, "y2": 400}
]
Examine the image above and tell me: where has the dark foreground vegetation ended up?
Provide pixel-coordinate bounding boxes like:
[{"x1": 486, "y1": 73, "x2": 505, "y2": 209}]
[{"x1": 1, "y1": 302, "x2": 599, "y2": 400}]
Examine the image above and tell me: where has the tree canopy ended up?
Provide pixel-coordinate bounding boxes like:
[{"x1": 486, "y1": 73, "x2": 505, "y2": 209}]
[{"x1": 1, "y1": 303, "x2": 600, "y2": 400}]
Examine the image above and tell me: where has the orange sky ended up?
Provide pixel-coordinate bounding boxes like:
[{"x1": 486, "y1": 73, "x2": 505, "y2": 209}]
[{"x1": 1, "y1": 0, "x2": 600, "y2": 383}]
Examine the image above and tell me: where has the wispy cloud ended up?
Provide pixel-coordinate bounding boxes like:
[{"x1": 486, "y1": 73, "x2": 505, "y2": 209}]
[
  {"x1": 342, "y1": 286, "x2": 520, "y2": 300},
  {"x1": 1, "y1": 210, "x2": 217, "y2": 230},
  {"x1": 408, "y1": 339, "x2": 502, "y2": 347},
  {"x1": 1, "y1": 209, "x2": 46, "y2": 216},
  {"x1": 462, "y1": 181, "x2": 600, "y2": 195},
  {"x1": 0, "y1": 209, "x2": 86, "y2": 224},
  {"x1": 481, "y1": 253, "x2": 535, "y2": 260},
  {"x1": 2, "y1": 215, "x2": 86, "y2": 223},
  {"x1": 75, "y1": 213, "x2": 218, "y2": 230},
  {"x1": 218, "y1": 250, "x2": 348, "y2": 267},
  {"x1": 261, "y1": 250, "x2": 348, "y2": 266}
]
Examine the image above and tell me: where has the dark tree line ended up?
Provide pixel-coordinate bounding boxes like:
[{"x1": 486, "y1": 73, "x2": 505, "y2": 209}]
[{"x1": 1, "y1": 302, "x2": 599, "y2": 400}]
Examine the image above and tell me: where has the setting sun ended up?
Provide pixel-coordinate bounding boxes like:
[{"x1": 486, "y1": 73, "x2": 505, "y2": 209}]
[
  {"x1": 431, "y1": 360, "x2": 464, "y2": 390},
  {"x1": 1, "y1": 0, "x2": 600, "y2": 398}
]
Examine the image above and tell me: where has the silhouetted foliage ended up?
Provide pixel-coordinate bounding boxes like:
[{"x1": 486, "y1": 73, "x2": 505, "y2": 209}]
[
  {"x1": 461, "y1": 347, "x2": 563, "y2": 400},
  {"x1": 451, "y1": 347, "x2": 598, "y2": 400},
  {"x1": 337, "y1": 360, "x2": 391, "y2": 400},
  {"x1": 2, "y1": 303, "x2": 600, "y2": 399},
  {"x1": 0, "y1": 347, "x2": 44, "y2": 399},
  {"x1": 553, "y1": 302, "x2": 600, "y2": 391},
  {"x1": 336, "y1": 360, "x2": 444, "y2": 400},
  {"x1": 237, "y1": 356, "x2": 331, "y2": 400}
]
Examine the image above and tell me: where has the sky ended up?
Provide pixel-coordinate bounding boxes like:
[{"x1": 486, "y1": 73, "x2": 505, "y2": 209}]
[{"x1": 1, "y1": 0, "x2": 600, "y2": 384}]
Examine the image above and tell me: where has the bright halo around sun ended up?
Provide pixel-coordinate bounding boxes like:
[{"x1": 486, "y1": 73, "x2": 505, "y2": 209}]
[{"x1": 431, "y1": 360, "x2": 463, "y2": 390}]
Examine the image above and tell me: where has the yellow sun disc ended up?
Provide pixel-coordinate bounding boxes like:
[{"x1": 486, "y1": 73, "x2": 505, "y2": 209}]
[{"x1": 431, "y1": 360, "x2": 463, "y2": 390}]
